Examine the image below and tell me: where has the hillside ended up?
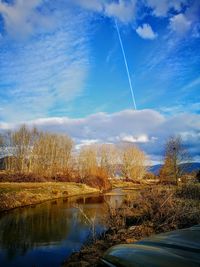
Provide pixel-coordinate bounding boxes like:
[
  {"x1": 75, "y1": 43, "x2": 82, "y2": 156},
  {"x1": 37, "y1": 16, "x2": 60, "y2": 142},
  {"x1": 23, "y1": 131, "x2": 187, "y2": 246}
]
[{"x1": 149, "y1": 162, "x2": 200, "y2": 175}]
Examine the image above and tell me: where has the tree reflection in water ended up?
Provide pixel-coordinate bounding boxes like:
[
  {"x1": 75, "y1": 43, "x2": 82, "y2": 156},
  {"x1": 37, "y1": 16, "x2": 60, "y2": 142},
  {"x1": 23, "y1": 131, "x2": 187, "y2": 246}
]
[{"x1": 0, "y1": 191, "x2": 125, "y2": 267}]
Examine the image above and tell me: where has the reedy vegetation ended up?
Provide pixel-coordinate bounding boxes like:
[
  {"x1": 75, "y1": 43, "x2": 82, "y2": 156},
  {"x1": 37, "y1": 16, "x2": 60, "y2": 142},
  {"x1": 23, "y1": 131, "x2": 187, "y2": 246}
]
[{"x1": 64, "y1": 185, "x2": 200, "y2": 266}]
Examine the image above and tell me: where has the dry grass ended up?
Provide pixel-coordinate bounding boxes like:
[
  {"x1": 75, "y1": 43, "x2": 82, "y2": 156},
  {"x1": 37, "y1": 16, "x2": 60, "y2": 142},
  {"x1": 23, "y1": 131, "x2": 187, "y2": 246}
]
[
  {"x1": 176, "y1": 183, "x2": 200, "y2": 200},
  {"x1": 111, "y1": 179, "x2": 157, "y2": 189},
  {"x1": 0, "y1": 182, "x2": 99, "y2": 212},
  {"x1": 129, "y1": 187, "x2": 200, "y2": 233},
  {"x1": 111, "y1": 180, "x2": 139, "y2": 188},
  {"x1": 0, "y1": 170, "x2": 111, "y2": 191}
]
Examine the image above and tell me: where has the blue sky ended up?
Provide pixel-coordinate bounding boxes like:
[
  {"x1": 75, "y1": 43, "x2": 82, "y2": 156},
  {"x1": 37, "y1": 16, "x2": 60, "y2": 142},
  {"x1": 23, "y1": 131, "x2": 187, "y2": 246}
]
[{"x1": 0, "y1": 0, "x2": 200, "y2": 161}]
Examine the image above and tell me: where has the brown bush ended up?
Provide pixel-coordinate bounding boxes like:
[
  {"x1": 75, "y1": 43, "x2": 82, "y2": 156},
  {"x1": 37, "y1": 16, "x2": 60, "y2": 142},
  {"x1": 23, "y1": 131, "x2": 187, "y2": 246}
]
[
  {"x1": 84, "y1": 174, "x2": 111, "y2": 191},
  {"x1": 0, "y1": 169, "x2": 111, "y2": 191},
  {"x1": 144, "y1": 172, "x2": 157, "y2": 180},
  {"x1": 64, "y1": 186, "x2": 200, "y2": 267},
  {"x1": 105, "y1": 186, "x2": 200, "y2": 235},
  {"x1": 176, "y1": 183, "x2": 200, "y2": 200},
  {"x1": 0, "y1": 172, "x2": 48, "y2": 182},
  {"x1": 70, "y1": 167, "x2": 111, "y2": 191},
  {"x1": 125, "y1": 187, "x2": 200, "y2": 232}
]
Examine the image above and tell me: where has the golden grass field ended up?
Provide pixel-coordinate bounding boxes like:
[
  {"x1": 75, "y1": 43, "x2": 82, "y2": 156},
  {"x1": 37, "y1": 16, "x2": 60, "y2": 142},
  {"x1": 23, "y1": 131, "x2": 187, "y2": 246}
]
[{"x1": 0, "y1": 182, "x2": 99, "y2": 212}]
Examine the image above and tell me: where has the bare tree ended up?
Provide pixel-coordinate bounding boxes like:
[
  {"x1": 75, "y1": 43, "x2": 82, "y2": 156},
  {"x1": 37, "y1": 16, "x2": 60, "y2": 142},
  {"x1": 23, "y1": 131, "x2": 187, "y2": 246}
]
[
  {"x1": 98, "y1": 144, "x2": 119, "y2": 178},
  {"x1": 0, "y1": 130, "x2": 14, "y2": 171},
  {"x1": 120, "y1": 145, "x2": 148, "y2": 181},
  {"x1": 77, "y1": 146, "x2": 98, "y2": 181},
  {"x1": 0, "y1": 125, "x2": 73, "y2": 178},
  {"x1": 6, "y1": 125, "x2": 36, "y2": 173},
  {"x1": 159, "y1": 136, "x2": 191, "y2": 184},
  {"x1": 31, "y1": 132, "x2": 73, "y2": 177}
]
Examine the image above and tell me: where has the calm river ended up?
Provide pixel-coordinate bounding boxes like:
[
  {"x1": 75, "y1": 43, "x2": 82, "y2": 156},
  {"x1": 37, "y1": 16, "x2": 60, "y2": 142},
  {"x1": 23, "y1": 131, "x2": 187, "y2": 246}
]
[{"x1": 0, "y1": 188, "x2": 127, "y2": 267}]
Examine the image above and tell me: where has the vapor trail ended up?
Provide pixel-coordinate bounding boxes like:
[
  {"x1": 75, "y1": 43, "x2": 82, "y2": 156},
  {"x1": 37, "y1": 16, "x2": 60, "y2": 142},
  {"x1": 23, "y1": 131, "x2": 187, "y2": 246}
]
[{"x1": 115, "y1": 20, "x2": 137, "y2": 110}]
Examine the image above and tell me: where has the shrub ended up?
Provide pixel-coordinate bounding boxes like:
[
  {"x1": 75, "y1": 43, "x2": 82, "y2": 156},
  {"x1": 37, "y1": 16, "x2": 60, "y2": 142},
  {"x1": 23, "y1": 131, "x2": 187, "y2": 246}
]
[
  {"x1": 196, "y1": 170, "x2": 200, "y2": 182},
  {"x1": 84, "y1": 174, "x2": 111, "y2": 191},
  {"x1": 143, "y1": 172, "x2": 157, "y2": 180},
  {"x1": 109, "y1": 187, "x2": 200, "y2": 234},
  {"x1": 176, "y1": 183, "x2": 200, "y2": 200},
  {"x1": 0, "y1": 172, "x2": 48, "y2": 182}
]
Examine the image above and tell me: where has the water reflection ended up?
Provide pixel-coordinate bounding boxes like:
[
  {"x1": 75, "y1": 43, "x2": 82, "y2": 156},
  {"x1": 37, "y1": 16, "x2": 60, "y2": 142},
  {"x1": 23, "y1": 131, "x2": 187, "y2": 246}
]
[{"x1": 0, "y1": 190, "x2": 126, "y2": 267}]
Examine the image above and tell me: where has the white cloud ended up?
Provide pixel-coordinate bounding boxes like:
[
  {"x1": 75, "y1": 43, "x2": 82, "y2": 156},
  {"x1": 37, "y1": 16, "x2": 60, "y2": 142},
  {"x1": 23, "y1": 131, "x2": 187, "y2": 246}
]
[
  {"x1": 136, "y1": 24, "x2": 157, "y2": 39},
  {"x1": 170, "y1": 13, "x2": 191, "y2": 36},
  {"x1": 121, "y1": 134, "x2": 151, "y2": 143},
  {"x1": 145, "y1": 0, "x2": 169, "y2": 17},
  {"x1": 0, "y1": 0, "x2": 53, "y2": 38},
  {"x1": 75, "y1": 139, "x2": 100, "y2": 150},
  {"x1": 105, "y1": 0, "x2": 136, "y2": 24},
  {"x1": 1, "y1": 109, "x2": 200, "y2": 160},
  {"x1": 1, "y1": 0, "x2": 198, "y2": 39},
  {"x1": 145, "y1": 0, "x2": 187, "y2": 17},
  {"x1": 73, "y1": 0, "x2": 200, "y2": 40},
  {"x1": 169, "y1": 0, "x2": 200, "y2": 38},
  {"x1": 72, "y1": 0, "x2": 136, "y2": 24}
]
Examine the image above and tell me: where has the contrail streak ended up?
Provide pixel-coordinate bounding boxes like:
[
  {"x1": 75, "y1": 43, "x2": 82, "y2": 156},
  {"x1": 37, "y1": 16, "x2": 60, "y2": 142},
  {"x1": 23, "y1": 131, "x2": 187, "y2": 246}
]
[{"x1": 115, "y1": 20, "x2": 137, "y2": 110}]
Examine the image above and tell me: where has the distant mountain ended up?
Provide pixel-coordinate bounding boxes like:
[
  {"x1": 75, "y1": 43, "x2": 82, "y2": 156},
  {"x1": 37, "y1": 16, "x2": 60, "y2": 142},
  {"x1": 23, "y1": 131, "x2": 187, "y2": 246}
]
[
  {"x1": 180, "y1": 163, "x2": 200, "y2": 173},
  {"x1": 149, "y1": 164, "x2": 162, "y2": 175},
  {"x1": 149, "y1": 162, "x2": 200, "y2": 175}
]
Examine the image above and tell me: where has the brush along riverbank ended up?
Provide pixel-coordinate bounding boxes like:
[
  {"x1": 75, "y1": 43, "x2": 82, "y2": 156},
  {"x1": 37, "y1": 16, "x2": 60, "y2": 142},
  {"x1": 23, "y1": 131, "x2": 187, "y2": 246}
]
[
  {"x1": 63, "y1": 184, "x2": 200, "y2": 267},
  {"x1": 0, "y1": 182, "x2": 99, "y2": 212}
]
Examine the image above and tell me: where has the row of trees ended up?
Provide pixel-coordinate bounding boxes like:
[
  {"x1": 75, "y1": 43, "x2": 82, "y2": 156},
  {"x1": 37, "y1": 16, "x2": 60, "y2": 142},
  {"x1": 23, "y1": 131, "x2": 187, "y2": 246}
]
[
  {"x1": 0, "y1": 125, "x2": 192, "y2": 184},
  {"x1": 0, "y1": 126, "x2": 73, "y2": 177},
  {"x1": 0, "y1": 125, "x2": 148, "y2": 182},
  {"x1": 77, "y1": 144, "x2": 147, "y2": 181}
]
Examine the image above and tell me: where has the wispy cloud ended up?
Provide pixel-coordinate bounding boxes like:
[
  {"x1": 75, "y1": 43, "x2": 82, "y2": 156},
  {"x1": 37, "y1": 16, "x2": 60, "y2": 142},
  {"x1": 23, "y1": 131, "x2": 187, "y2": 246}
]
[
  {"x1": 0, "y1": 5, "x2": 90, "y2": 122},
  {"x1": 158, "y1": 102, "x2": 200, "y2": 115},
  {"x1": 181, "y1": 76, "x2": 200, "y2": 92},
  {"x1": 134, "y1": 26, "x2": 200, "y2": 108}
]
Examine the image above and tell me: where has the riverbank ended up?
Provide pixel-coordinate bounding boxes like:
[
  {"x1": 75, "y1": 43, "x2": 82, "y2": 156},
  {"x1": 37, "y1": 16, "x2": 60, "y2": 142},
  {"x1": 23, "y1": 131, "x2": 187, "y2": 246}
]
[
  {"x1": 0, "y1": 182, "x2": 99, "y2": 212},
  {"x1": 0, "y1": 175, "x2": 155, "y2": 213},
  {"x1": 63, "y1": 184, "x2": 200, "y2": 267},
  {"x1": 111, "y1": 179, "x2": 158, "y2": 189}
]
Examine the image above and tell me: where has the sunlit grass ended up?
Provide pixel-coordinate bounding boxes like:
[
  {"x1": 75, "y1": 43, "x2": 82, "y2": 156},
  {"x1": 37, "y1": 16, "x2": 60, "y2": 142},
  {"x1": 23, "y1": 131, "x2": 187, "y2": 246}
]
[{"x1": 0, "y1": 182, "x2": 99, "y2": 212}]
